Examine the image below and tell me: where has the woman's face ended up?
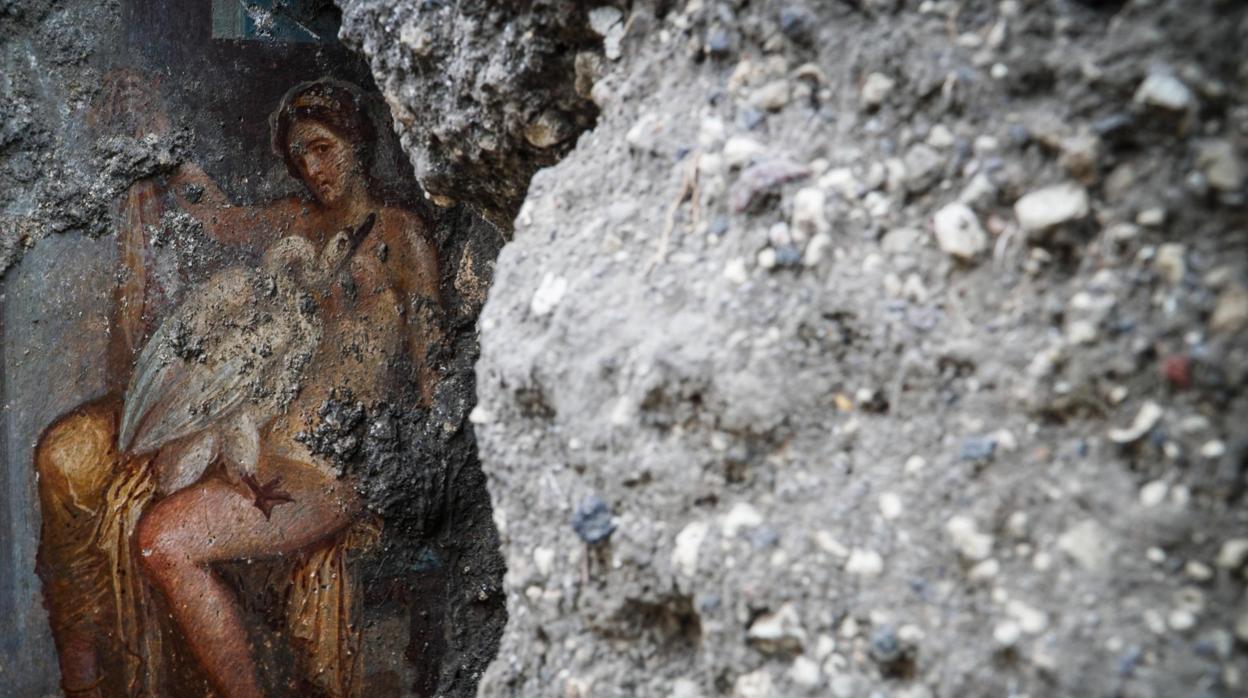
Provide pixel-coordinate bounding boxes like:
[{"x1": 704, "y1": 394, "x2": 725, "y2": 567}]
[{"x1": 289, "y1": 120, "x2": 361, "y2": 206}]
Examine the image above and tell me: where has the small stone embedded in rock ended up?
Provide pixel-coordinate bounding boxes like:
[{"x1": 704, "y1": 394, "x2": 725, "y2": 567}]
[
  {"x1": 788, "y1": 656, "x2": 821, "y2": 688},
  {"x1": 846, "y1": 548, "x2": 885, "y2": 576},
  {"x1": 933, "y1": 203, "x2": 989, "y2": 261},
  {"x1": 532, "y1": 546, "x2": 555, "y2": 577},
  {"x1": 1134, "y1": 70, "x2": 1195, "y2": 111},
  {"x1": 671, "y1": 678, "x2": 705, "y2": 698},
  {"x1": 946, "y1": 515, "x2": 994, "y2": 562},
  {"x1": 571, "y1": 494, "x2": 616, "y2": 545},
  {"x1": 779, "y1": 6, "x2": 816, "y2": 43},
  {"x1": 722, "y1": 501, "x2": 765, "y2": 536},
  {"x1": 1211, "y1": 283, "x2": 1248, "y2": 334},
  {"x1": 994, "y1": 620, "x2": 1022, "y2": 648},
  {"x1": 530, "y1": 272, "x2": 568, "y2": 316},
  {"x1": 1139, "y1": 479, "x2": 1169, "y2": 507},
  {"x1": 523, "y1": 110, "x2": 573, "y2": 149},
  {"x1": 1136, "y1": 206, "x2": 1166, "y2": 227},
  {"x1": 750, "y1": 80, "x2": 791, "y2": 111},
  {"x1": 588, "y1": 6, "x2": 625, "y2": 61},
  {"x1": 860, "y1": 72, "x2": 895, "y2": 109},
  {"x1": 626, "y1": 112, "x2": 665, "y2": 153},
  {"x1": 926, "y1": 124, "x2": 955, "y2": 149},
  {"x1": 1153, "y1": 243, "x2": 1186, "y2": 285},
  {"x1": 802, "y1": 233, "x2": 833, "y2": 266},
  {"x1": 723, "y1": 135, "x2": 766, "y2": 168},
  {"x1": 1057, "y1": 519, "x2": 1111, "y2": 572},
  {"x1": 1060, "y1": 133, "x2": 1101, "y2": 182},
  {"x1": 724, "y1": 257, "x2": 749, "y2": 284},
  {"x1": 1007, "y1": 599, "x2": 1049, "y2": 634},
  {"x1": 706, "y1": 28, "x2": 734, "y2": 57},
  {"x1": 1196, "y1": 139, "x2": 1244, "y2": 192},
  {"x1": 673, "y1": 521, "x2": 711, "y2": 577},
  {"x1": 792, "y1": 187, "x2": 829, "y2": 237},
  {"x1": 1108, "y1": 401, "x2": 1163, "y2": 444},
  {"x1": 1216, "y1": 539, "x2": 1248, "y2": 570},
  {"x1": 868, "y1": 625, "x2": 906, "y2": 667},
  {"x1": 959, "y1": 435, "x2": 997, "y2": 462},
  {"x1": 747, "y1": 602, "x2": 807, "y2": 653},
  {"x1": 903, "y1": 143, "x2": 944, "y2": 193},
  {"x1": 730, "y1": 157, "x2": 811, "y2": 213},
  {"x1": 733, "y1": 670, "x2": 776, "y2": 698},
  {"x1": 1014, "y1": 183, "x2": 1090, "y2": 232},
  {"x1": 878, "y1": 492, "x2": 903, "y2": 520}
]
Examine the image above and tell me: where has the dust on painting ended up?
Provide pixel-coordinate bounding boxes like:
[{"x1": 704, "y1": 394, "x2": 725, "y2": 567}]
[{"x1": 10, "y1": 3, "x2": 497, "y2": 696}]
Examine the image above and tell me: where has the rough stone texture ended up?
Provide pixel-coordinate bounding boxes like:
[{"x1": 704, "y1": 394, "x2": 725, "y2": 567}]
[
  {"x1": 345, "y1": 0, "x2": 1248, "y2": 696},
  {"x1": 338, "y1": 0, "x2": 603, "y2": 229}
]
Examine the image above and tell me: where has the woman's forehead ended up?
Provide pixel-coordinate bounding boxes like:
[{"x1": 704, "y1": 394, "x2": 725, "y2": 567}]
[{"x1": 290, "y1": 120, "x2": 339, "y2": 142}]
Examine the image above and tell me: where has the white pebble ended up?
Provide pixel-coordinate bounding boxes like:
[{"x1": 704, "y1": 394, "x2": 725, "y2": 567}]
[
  {"x1": 788, "y1": 656, "x2": 821, "y2": 688},
  {"x1": 1168, "y1": 609, "x2": 1197, "y2": 632},
  {"x1": 1108, "y1": 401, "x2": 1163, "y2": 444},
  {"x1": 878, "y1": 492, "x2": 904, "y2": 520},
  {"x1": 1139, "y1": 480, "x2": 1169, "y2": 507},
  {"x1": 1014, "y1": 183, "x2": 1090, "y2": 232},
  {"x1": 845, "y1": 548, "x2": 885, "y2": 577},
  {"x1": 723, "y1": 136, "x2": 766, "y2": 168},
  {"x1": 792, "y1": 187, "x2": 829, "y2": 237},
  {"x1": 1136, "y1": 207, "x2": 1166, "y2": 227},
  {"x1": 723, "y1": 257, "x2": 749, "y2": 284},
  {"x1": 1201, "y1": 440, "x2": 1227, "y2": 459},
  {"x1": 945, "y1": 515, "x2": 994, "y2": 562},
  {"x1": 722, "y1": 502, "x2": 764, "y2": 536},
  {"x1": 672, "y1": 521, "x2": 710, "y2": 577},
  {"x1": 860, "y1": 72, "x2": 895, "y2": 108},
  {"x1": 1217, "y1": 539, "x2": 1248, "y2": 569},
  {"x1": 530, "y1": 273, "x2": 568, "y2": 316},
  {"x1": 933, "y1": 202, "x2": 988, "y2": 261},
  {"x1": 1007, "y1": 600, "x2": 1049, "y2": 634},
  {"x1": 1057, "y1": 520, "x2": 1110, "y2": 572},
  {"x1": 1185, "y1": 560, "x2": 1214, "y2": 582},
  {"x1": 993, "y1": 620, "x2": 1021, "y2": 647},
  {"x1": 1134, "y1": 71, "x2": 1194, "y2": 111}
]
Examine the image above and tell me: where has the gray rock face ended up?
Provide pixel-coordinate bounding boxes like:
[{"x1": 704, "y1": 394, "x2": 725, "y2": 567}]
[
  {"x1": 337, "y1": 0, "x2": 602, "y2": 228},
  {"x1": 350, "y1": 0, "x2": 1248, "y2": 694}
]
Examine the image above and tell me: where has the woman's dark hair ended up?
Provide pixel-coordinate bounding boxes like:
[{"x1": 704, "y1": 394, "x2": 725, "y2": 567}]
[{"x1": 270, "y1": 78, "x2": 377, "y2": 184}]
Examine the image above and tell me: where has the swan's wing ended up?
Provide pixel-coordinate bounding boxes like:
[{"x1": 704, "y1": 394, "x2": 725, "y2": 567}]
[
  {"x1": 125, "y1": 353, "x2": 251, "y2": 454},
  {"x1": 120, "y1": 269, "x2": 253, "y2": 454},
  {"x1": 120, "y1": 265, "x2": 322, "y2": 456},
  {"x1": 118, "y1": 315, "x2": 180, "y2": 452}
]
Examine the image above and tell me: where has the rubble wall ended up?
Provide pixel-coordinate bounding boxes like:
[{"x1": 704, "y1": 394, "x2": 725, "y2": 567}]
[{"x1": 339, "y1": 0, "x2": 1248, "y2": 696}]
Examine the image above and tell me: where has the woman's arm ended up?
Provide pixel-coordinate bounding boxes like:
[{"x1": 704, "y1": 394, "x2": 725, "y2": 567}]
[{"x1": 169, "y1": 163, "x2": 300, "y2": 252}]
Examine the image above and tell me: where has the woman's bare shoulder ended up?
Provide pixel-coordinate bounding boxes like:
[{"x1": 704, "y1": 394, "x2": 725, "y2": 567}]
[
  {"x1": 377, "y1": 206, "x2": 435, "y2": 253},
  {"x1": 378, "y1": 205, "x2": 430, "y2": 235}
]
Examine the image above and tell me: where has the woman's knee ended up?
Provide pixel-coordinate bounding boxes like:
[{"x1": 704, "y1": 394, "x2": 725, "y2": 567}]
[
  {"x1": 135, "y1": 504, "x2": 194, "y2": 585},
  {"x1": 35, "y1": 404, "x2": 118, "y2": 513}
]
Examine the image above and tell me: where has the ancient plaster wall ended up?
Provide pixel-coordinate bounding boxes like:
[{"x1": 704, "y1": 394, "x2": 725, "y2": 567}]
[
  {"x1": 1, "y1": 1, "x2": 506, "y2": 694},
  {"x1": 338, "y1": 1, "x2": 1248, "y2": 696}
]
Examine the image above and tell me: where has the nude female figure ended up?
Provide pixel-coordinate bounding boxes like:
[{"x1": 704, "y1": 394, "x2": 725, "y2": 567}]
[{"x1": 132, "y1": 79, "x2": 440, "y2": 698}]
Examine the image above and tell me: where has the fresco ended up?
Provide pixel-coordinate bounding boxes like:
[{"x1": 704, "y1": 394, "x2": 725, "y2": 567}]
[{"x1": 1, "y1": 1, "x2": 504, "y2": 695}]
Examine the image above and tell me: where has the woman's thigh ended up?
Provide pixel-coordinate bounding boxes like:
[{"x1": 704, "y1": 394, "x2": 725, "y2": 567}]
[{"x1": 137, "y1": 460, "x2": 358, "y2": 564}]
